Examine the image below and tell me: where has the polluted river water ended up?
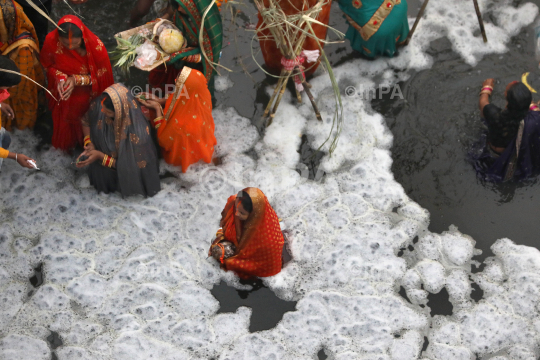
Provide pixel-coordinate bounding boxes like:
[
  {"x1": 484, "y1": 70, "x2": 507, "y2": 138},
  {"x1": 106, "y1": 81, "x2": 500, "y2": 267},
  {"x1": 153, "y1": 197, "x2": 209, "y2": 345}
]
[{"x1": 1, "y1": 0, "x2": 540, "y2": 359}]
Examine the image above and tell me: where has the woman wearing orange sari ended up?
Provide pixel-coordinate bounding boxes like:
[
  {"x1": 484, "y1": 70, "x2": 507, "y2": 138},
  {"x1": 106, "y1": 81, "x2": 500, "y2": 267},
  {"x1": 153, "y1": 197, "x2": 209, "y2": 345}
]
[
  {"x1": 139, "y1": 66, "x2": 216, "y2": 172},
  {"x1": 208, "y1": 188, "x2": 285, "y2": 279},
  {"x1": 0, "y1": 0, "x2": 44, "y2": 130},
  {"x1": 40, "y1": 15, "x2": 113, "y2": 151}
]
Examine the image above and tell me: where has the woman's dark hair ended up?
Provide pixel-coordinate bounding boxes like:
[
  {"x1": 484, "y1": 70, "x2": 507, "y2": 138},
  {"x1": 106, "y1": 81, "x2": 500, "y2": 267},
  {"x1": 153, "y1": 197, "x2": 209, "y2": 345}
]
[
  {"x1": 506, "y1": 82, "x2": 531, "y2": 115},
  {"x1": 237, "y1": 191, "x2": 253, "y2": 213},
  {"x1": 102, "y1": 94, "x2": 114, "y2": 111},
  {"x1": 500, "y1": 82, "x2": 532, "y2": 135},
  {"x1": 0, "y1": 55, "x2": 21, "y2": 87},
  {"x1": 58, "y1": 22, "x2": 83, "y2": 39}
]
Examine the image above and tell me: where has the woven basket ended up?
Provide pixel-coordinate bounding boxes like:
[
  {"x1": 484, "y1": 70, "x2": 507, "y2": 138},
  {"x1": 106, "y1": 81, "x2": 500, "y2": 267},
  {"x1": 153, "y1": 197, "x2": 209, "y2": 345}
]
[{"x1": 114, "y1": 18, "x2": 174, "y2": 71}]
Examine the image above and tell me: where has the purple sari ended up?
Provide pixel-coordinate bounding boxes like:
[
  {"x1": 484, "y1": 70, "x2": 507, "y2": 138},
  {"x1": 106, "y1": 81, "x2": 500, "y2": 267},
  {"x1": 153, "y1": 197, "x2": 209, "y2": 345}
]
[{"x1": 473, "y1": 110, "x2": 540, "y2": 182}]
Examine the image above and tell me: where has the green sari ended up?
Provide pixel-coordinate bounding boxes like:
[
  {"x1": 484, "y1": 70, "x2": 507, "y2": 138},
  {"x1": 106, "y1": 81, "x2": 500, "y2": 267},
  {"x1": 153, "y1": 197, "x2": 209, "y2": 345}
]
[
  {"x1": 337, "y1": 0, "x2": 409, "y2": 58},
  {"x1": 169, "y1": 0, "x2": 222, "y2": 82}
]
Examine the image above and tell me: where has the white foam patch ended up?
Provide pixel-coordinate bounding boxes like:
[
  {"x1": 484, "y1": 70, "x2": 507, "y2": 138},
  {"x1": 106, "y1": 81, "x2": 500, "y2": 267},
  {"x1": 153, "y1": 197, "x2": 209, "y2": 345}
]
[
  {"x1": 214, "y1": 75, "x2": 234, "y2": 92},
  {"x1": 1, "y1": 1, "x2": 540, "y2": 359}
]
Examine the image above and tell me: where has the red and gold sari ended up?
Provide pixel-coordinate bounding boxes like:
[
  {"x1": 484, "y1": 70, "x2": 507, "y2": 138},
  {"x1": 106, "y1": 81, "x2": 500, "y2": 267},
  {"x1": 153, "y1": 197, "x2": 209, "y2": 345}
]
[
  {"x1": 152, "y1": 66, "x2": 216, "y2": 172},
  {"x1": 40, "y1": 15, "x2": 113, "y2": 151},
  {"x1": 0, "y1": 0, "x2": 44, "y2": 130},
  {"x1": 217, "y1": 188, "x2": 284, "y2": 279}
]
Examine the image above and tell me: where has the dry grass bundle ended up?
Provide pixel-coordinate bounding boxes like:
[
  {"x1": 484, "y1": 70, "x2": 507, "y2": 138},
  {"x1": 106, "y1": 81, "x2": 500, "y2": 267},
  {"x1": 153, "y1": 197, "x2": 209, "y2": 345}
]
[{"x1": 254, "y1": 0, "x2": 345, "y2": 155}]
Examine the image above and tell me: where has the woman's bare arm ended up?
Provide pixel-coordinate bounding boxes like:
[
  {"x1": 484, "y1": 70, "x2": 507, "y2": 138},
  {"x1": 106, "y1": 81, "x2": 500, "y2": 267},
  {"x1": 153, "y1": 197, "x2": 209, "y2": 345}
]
[{"x1": 479, "y1": 78, "x2": 494, "y2": 118}]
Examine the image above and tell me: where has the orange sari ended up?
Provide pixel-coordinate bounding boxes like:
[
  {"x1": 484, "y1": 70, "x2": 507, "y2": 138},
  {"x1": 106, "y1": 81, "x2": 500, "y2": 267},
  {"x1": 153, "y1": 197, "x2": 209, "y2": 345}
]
[
  {"x1": 218, "y1": 188, "x2": 284, "y2": 279},
  {"x1": 156, "y1": 66, "x2": 216, "y2": 172},
  {"x1": 0, "y1": 0, "x2": 44, "y2": 130}
]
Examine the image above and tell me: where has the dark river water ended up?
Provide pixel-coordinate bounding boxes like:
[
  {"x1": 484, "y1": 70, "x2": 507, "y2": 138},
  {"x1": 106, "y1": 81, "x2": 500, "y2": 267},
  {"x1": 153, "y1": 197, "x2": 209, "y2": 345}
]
[{"x1": 42, "y1": 0, "x2": 540, "y2": 347}]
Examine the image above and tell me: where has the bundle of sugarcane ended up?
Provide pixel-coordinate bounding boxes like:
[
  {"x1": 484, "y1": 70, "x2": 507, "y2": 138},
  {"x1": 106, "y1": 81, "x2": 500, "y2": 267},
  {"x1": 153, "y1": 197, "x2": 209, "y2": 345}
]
[{"x1": 253, "y1": 0, "x2": 345, "y2": 155}]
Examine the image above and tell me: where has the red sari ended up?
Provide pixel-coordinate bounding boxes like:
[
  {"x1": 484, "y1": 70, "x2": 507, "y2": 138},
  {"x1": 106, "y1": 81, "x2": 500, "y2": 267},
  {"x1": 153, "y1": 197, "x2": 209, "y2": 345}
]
[
  {"x1": 218, "y1": 188, "x2": 284, "y2": 279},
  {"x1": 40, "y1": 15, "x2": 113, "y2": 151}
]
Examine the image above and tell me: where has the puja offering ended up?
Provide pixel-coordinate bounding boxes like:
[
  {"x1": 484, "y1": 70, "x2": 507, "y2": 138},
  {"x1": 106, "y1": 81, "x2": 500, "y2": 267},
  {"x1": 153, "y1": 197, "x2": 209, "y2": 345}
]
[{"x1": 110, "y1": 19, "x2": 184, "y2": 74}]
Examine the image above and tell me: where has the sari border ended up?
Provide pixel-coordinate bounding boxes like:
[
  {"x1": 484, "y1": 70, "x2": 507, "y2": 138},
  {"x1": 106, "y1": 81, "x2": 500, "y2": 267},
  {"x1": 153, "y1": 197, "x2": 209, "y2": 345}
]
[
  {"x1": 346, "y1": 0, "x2": 401, "y2": 42},
  {"x1": 177, "y1": 0, "x2": 215, "y2": 81},
  {"x1": 165, "y1": 66, "x2": 192, "y2": 121}
]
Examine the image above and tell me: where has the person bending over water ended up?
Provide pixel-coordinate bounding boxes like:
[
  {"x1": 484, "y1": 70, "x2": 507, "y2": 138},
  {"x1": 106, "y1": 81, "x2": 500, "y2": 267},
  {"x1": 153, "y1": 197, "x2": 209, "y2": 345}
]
[
  {"x1": 474, "y1": 79, "x2": 540, "y2": 182},
  {"x1": 76, "y1": 84, "x2": 161, "y2": 198},
  {"x1": 209, "y1": 188, "x2": 284, "y2": 279},
  {"x1": 139, "y1": 66, "x2": 217, "y2": 172}
]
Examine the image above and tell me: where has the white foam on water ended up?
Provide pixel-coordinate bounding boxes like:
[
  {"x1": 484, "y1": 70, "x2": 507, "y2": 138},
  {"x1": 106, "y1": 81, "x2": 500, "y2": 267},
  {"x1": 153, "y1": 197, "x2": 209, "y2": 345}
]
[
  {"x1": 1, "y1": 0, "x2": 540, "y2": 359},
  {"x1": 214, "y1": 75, "x2": 234, "y2": 92}
]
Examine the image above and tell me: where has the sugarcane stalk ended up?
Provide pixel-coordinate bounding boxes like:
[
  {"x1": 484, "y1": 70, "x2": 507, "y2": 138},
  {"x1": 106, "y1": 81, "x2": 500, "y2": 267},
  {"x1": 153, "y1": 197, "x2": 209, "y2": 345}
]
[
  {"x1": 295, "y1": 87, "x2": 302, "y2": 102},
  {"x1": 404, "y1": 0, "x2": 430, "y2": 46},
  {"x1": 472, "y1": 0, "x2": 488, "y2": 43},
  {"x1": 263, "y1": 68, "x2": 287, "y2": 119},
  {"x1": 294, "y1": 65, "x2": 322, "y2": 121},
  {"x1": 267, "y1": 70, "x2": 293, "y2": 126}
]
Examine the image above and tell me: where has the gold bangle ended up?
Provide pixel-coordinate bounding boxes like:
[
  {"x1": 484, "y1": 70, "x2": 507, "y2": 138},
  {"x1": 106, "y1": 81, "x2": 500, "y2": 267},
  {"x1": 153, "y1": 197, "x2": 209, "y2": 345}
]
[
  {"x1": 102, "y1": 154, "x2": 109, "y2": 167},
  {"x1": 479, "y1": 90, "x2": 492, "y2": 96}
]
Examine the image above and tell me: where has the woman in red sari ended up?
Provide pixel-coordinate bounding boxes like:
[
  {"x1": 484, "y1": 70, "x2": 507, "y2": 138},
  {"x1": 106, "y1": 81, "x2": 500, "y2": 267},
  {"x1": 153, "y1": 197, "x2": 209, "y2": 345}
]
[
  {"x1": 40, "y1": 15, "x2": 113, "y2": 151},
  {"x1": 208, "y1": 188, "x2": 284, "y2": 279}
]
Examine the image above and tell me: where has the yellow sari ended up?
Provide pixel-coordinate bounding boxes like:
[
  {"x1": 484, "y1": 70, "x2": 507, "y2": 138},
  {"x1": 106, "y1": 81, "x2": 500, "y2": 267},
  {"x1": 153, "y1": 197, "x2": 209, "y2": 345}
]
[{"x1": 0, "y1": 0, "x2": 44, "y2": 130}]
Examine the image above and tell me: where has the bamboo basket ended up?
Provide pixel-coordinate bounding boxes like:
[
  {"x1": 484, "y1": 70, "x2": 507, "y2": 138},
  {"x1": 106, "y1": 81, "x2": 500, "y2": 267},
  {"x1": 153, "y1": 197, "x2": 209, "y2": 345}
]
[{"x1": 114, "y1": 19, "x2": 174, "y2": 72}]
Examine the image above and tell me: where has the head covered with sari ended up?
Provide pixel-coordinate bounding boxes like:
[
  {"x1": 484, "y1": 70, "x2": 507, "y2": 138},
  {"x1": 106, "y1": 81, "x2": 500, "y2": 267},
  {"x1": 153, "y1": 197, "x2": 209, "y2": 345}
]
[
  {"x1": 41, "y1": 15, "x2": 113, "y2": 100},
  {"x1": 0, "y1": 0, "x2": 44, "y2": 130},
  {"x1": 84, "y1": 84, "x2": 161, "y2": 197},
  {"x1": 219, "y1": 187, "x2": 284, "y2": 278},
  {"x1": 170, "y1": 0, "x2": 222, "y2": 81}
]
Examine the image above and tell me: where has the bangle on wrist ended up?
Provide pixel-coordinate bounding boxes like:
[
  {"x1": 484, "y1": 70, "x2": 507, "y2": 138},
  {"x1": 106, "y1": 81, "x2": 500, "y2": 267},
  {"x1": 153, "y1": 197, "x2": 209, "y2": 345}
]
[{"x1": 479, "y1": 90, "x2": 492, "y2": 96}]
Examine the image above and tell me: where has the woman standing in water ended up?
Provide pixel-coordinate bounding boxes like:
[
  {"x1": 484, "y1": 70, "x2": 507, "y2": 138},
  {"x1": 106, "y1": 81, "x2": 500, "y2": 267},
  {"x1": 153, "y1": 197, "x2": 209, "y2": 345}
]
[
  {"x1": 475, "y1": 79, "x2": 540, "y2": 182},
  {"x1": 337, "y1": 0, "x2": 409, "y2": 58},
  {"x1": 40, "y1": 15, "x2": 113, "y2": 151},
  {"x1": 139, "y1": 66, "x2": 216, "y2": 172},
  {"x1": 209, "y1": 188, "x2": 284, "y2": 279},
  {"x1": 76, "y1": 84, "x2": 161, "y2": 198}
]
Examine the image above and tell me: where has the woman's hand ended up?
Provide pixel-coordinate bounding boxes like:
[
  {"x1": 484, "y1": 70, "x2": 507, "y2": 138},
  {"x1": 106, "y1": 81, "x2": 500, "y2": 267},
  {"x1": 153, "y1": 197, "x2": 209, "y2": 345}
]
[
  {"x1": 139, "y1": 92, "x2": 158, "y2": 101},
  {"x1": 84, "y1": 141, "x2": 95, "y2": 151},
  {"x1": 62, "y1": 77, "x2": 76, "y2": 100},
  {"x1": 0, "y1": 102, "x2": 15, "y2": 119},
  {"x1": 16, "y1": 153, "x2": 36, "y2": 169},
  {"x1": 138, "y1": 98, "x2": 161, "y2": 110},
  {"x1": 76, "y1": 149, "x2": 104, "y2": 168},
  {"x1": 138, "y1": 98, "x2": 164, "y2": 117},
  {"x1": 483, "y1": 78, "x2": 495, "y2": 88},
  {"x1": 208, "y1": 233, "x2": 225, "y2": 256}
]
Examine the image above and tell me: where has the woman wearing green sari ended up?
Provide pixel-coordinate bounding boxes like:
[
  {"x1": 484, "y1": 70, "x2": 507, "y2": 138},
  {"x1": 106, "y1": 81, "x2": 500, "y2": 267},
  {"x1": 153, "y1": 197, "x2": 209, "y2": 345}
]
[
  {"x1": 338, "y1": 0, "x2": 409, "y2": 58},
  {"x1": 149, "y1": 0, "x2": 222, "y2": 94}
]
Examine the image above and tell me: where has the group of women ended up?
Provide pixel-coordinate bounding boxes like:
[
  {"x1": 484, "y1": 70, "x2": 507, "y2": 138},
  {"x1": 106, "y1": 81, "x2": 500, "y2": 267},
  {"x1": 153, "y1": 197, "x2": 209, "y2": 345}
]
[
  {"x1": 0, "y1": 0, "x2": 285, "y2": 279},
  {"x1": 1, "y1": 0, "x2": 540, "y2": 279}
]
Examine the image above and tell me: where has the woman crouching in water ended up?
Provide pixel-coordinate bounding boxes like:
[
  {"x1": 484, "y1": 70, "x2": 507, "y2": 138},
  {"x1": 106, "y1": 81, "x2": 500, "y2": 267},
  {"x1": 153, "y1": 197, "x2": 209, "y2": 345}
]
[
  {"x1": 475, "y1": 79, "x2": 540, "y2": 182},
  {"x1": 209, "y1": 188, "x2": 284, "y2": 279},
  {"x1": 76, "y1": 84, "x2": 161, "y2": 197}
]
